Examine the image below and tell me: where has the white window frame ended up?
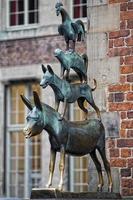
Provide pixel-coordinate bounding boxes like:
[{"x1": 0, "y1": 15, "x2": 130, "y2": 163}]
[
  {"x1": 71, "y1": 0, "x2": 87, "y2": 21},
  {"x1": 7, "y1": 0, "x2": 39, "y2": 31}
]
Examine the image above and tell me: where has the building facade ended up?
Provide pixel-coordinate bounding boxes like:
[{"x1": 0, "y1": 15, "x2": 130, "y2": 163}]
[{"x1": 0, "y1": 0, "x2": 133, "y2": 198}]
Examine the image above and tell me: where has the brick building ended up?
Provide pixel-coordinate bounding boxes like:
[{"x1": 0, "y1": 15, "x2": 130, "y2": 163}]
[{"x1": 0, "y1": 0, "x2": 133, "y2": 199}]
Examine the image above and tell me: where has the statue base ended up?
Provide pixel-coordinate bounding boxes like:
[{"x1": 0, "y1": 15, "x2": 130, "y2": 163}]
[{"x1": 30, "y1": 188, "x2": 122, "y2": 199}]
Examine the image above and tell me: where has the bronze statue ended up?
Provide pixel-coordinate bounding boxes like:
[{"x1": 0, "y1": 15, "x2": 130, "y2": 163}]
[
  {"x1": 21, "y1": 91, "x2": 113, "y2": 192},
  {"x1": 55, "y1": 2, "x2": 86, "y2": 50},
  {"x1": 54, "y1": 48, "x2": 88, "y2": 83},
  {"x1": 19, "y1": 3, "x2": 114, "y2": 196},
  {"x1": 40, "y1": 65, "x2": 101, "y2": 120}
]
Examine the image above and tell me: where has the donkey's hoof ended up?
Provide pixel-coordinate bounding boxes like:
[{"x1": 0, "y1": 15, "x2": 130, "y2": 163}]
[
  {"x1": 97, "y1": 185, "x2": 103, "y2": 192},
  {"x1": 108, "y1": 185, "x2": 113, "y2": 193},
  {"x1": 57, "y1": 184, "x2": 63, "y2": 191},
  {"x1": 84, "y1": 114, "x2": 88, "y2": 120},
  {"x1": 45, "y1": 183, "x2": 51, "y2": 188}
]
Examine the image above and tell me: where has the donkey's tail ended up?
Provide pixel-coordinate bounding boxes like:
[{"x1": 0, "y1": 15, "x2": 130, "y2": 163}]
[
  {"x1": 81, "y1": 53, "x2": 88, "y2": 70},
  {"x1": 91, "y1": 79, "x2": 97, "y2": 91}
]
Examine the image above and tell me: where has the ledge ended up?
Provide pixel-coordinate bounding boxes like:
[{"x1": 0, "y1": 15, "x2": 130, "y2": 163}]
[{"x1": 30, "y1": 188, "x2": 122, "y2": 199}]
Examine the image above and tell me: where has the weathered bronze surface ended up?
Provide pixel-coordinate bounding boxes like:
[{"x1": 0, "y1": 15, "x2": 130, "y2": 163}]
[
  {"x1": 55, "y1": 2, "x2": 86, "y2": 50},
  {"x1": 30, "y1": 188, "x2": 122, "y2": 199},
  {"x1": 40, "y1": 65, "x2": 100, "y2": 120},
  {"x1": 21, "y1": 91, "x2": 113, "y2": 192},
  {"x1": 19, "y1": 2, "x2": 115, "y2": 197},
  {"x1": 54, "y1": 48, "x2": 88, "y2": 82}
]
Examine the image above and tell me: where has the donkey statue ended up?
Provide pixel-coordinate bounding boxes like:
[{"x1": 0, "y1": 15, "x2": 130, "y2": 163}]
[
  {"x1": 21, "y1": 91, "x2": 113, "y2": 192},
  {"x1": 55, "y1": 2, "x2": 86, "y2": 50},
  {"x1": 40, "y1": 64, "x2": 101, "y2": 120},
  {"x1": 54, "y1": 48, "x2": 88, "y2": 83}
]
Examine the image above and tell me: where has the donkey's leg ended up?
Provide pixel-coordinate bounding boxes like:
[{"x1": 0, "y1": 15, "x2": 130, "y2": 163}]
[
  {"x1": 58, "y1": 146, "x2": 65, "y2": 191},
  {"x1": 97, "y1": 147, "x2": 113, "y2": 192},
  {"x1": 90, "y1": 149, "x2": 104, "y2": 192},
  {"x1": 46, "y1": 149, "x2": 56, "y2": 188}
]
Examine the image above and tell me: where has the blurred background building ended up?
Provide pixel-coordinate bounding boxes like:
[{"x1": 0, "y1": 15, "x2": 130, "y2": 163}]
[{"x1": 0, "y1": 0, "x2": 133, "y2": 199}]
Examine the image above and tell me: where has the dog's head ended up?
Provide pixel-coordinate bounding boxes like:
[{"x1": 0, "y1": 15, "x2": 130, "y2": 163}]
[{"x1": 40, "y1": 65, "x2": 54, "y2": 89}]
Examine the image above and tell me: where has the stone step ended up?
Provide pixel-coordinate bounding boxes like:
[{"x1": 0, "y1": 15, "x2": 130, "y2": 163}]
[{"x1": 30, "y1": 188, "x2": 122, "y2": 199}]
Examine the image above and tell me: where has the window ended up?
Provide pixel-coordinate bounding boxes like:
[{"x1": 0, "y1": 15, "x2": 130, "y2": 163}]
[
  {"x1": 6, "y1": 82, "x2": 42, "y2": 198},
  {"x1": 69, "y1": 102, "x2": 88, "y2": 192},
  {"x1": 73, "y1": 0, "x2": 87, "y2": 19},
  {"x1": 8, "y1": 0, "x2": 39, "y2": 27}
]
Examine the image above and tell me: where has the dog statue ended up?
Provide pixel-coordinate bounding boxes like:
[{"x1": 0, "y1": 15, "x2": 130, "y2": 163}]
[{"x1": 40, "y1": 65, "x2": 101, "y2": 120}]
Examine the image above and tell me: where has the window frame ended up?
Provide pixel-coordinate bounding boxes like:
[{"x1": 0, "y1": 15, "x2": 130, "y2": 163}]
[
  {"x1": 71, "y1": 0, "x2": 87, "y2": 20},
  {"x1": 7, "y1": 0, "x2": 39, "y2": 30},
  {"x1": 6, "y1": 81, "x2": 42, "y2": 198}
]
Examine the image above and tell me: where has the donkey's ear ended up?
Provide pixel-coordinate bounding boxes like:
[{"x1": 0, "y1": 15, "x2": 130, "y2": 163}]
[
  {"x1": 33, "y1": 91, "x2": 43, "y2": 111},
  {"x1": 20, "y1": 94, "x2": 33, "y2": 110},
  {"x1": 47, "y1": 65, "x2": 54, "y2": 75},
  {"x1": 42, "y1": 64, "x2": 47, "y2": 74}
]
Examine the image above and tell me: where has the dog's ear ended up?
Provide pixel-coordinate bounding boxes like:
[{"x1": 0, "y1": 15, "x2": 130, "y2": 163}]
[
  {"x1": 47, "y1": 65, "x2": 54, "y2": 75},
  {"x1": 42, "y1": 64, "x2": 47, "y2": 74}
]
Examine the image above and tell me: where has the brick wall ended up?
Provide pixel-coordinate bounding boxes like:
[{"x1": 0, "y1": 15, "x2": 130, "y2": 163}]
[
  {"x1": 0, "y1": 35, "x2": 86, "y2": 67},
  {"x1": 108, "y1": 0, "x2": 133, "y2": 197}
]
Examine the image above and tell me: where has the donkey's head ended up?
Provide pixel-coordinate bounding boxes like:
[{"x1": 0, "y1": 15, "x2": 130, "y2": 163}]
[
  {"x1": 55, "y1": 2, "x2": 63, "y2": 16},
  {"x1": 20, "y1": 91, "x2": 44, "y2": 138},
  {"x1": 40, "y1": 65, "x2": 54, "y2": 89}
]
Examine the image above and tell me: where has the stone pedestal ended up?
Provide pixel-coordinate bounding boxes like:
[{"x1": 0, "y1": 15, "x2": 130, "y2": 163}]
[{"x1": 30, "y1": 188, "x2": 122, "y2": 199}]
